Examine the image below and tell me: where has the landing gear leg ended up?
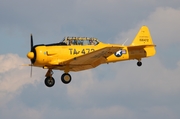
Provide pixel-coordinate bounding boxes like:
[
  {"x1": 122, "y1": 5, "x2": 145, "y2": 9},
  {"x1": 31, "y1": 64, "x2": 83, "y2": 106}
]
[
  {"x1": 137, "y1": 60, "x2": 142, "y2": 67},
  {"x1": 44, "y1": 69, "x2": 55, "y2": 87}
]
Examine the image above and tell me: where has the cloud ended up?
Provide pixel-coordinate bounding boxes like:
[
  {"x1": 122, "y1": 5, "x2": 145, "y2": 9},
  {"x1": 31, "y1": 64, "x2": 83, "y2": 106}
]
[
  {"x1": 1, "y1": 0, "x2": 178, "y2": 40},
  {"x1": 0, "y1": 54, "x2": 24, "y2": 73},
  {"x1": 0, "y1": 104, "x2": 44, "y2": 119},
  {"x1": 114, "y1": 7, "x2": 180, "y2": 69},
  {"x1": 145, "y1": 7, "x2": 180, "y2": 47},
  {"x1": 63, "y1": 58, "x2": 180, "y2": 119},
  {"x1": 0, "y1": 54, "x2": 44, "y2": 106},
  {"x1": 115, "y1": 7, "x2": 180, "y2": 46},
  {"x1": 67, "y1": 56, "x2": 180, "y2": 99}
]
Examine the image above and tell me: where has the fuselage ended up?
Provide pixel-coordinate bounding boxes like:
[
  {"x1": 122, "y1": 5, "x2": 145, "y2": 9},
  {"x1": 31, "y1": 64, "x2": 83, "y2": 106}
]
[
  {"x1": 28, "y1": 42, "x2": 125, "y2": 67},
  {"x1": 27, "y1": 42, "x2": 155, "y2": 69}
]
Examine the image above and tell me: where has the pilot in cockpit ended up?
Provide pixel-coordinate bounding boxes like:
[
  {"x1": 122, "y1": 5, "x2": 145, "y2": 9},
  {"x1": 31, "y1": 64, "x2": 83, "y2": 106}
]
[{"x1": 89, "y1": 39, "x2": 95, "y2": 45}]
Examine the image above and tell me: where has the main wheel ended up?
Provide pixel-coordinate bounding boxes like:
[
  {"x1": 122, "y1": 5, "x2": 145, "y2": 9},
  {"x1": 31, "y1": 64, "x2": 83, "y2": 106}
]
[
  {"x1": 44, "y1": 77, "x2": 55, "y2": 87},
  {"x1": 137, "y1": 61, "x2": 142, "y2": 67},
  {"x1": 61, "y1": 73, "x2": 71, "y2": 84}
]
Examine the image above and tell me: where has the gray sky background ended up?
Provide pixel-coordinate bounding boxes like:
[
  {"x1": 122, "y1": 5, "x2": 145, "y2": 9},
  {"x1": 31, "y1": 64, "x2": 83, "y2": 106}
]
[{"x1": 0, "y1": 0, "x2": 180, "y2": 119}]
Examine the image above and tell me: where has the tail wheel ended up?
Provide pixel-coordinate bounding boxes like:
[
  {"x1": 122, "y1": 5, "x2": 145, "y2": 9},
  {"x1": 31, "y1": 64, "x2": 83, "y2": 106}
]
[
  {"x1": 137, "y1": 61, "x2": 142, "y2": 67},
  {"x1": 44, "y1": 77, "x2": 55, "y2": 87},
  {"x1": 61, "y1": 73, "x2": 71, "y2": 84}
]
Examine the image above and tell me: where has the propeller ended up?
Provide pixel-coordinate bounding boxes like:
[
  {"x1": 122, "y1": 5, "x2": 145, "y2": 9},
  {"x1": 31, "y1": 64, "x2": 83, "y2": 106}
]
[{"x1": 27, "y1": 34, "x2": 36, "y2": 77}]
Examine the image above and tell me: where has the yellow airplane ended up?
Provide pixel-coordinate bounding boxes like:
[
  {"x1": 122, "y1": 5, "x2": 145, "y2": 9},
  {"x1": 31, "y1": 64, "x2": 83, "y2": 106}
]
[{"x1": 27, "y1": 25, "x2": 156, "y2": 87}]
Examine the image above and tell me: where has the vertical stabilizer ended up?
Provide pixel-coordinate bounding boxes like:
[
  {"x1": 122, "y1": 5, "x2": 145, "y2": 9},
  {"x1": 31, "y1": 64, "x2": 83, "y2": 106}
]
[{"x1": 130, "y1": 26, "x2": 154, "y2": 46}]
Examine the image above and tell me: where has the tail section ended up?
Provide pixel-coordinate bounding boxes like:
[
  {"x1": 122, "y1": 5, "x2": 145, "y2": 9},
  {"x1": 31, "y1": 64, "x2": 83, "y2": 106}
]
[
  {"x1": 128, "y1": 26, "x2": 156, "y2": 59},
  {"x1": 131, "y1": 26, "x2": 154, "y2": 46}
]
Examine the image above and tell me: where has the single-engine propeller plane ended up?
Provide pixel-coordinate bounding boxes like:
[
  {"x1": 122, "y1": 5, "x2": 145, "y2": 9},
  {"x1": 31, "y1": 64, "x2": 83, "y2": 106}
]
[{"x1": 27, "y1": 26, "x2": 156, "y2": 87}]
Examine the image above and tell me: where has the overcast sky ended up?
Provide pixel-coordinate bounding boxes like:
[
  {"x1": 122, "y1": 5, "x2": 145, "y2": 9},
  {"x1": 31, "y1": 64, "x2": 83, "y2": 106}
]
[{"x1": 0, "y1": 0, "x2": 180, "y2": 119}]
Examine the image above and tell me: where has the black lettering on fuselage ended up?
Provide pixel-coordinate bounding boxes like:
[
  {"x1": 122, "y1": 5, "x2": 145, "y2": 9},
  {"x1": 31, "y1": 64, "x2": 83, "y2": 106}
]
[
  {"x1": 69, "y1": 48, "x2": 95, "y2": 55},
  {"x1": 81, "y1": 49, "x2": 85, "y2": 54},
  {"x1": 73, "y1": 49, "x2": 80, "y2": 55},
  {"x1": 69, "y1": 48, "x2": 73, "y2": 55}
]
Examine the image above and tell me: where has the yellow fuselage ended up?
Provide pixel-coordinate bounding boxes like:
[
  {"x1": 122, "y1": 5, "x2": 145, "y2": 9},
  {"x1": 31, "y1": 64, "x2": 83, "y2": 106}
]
[{"x1": 30, "y1": 42, "x2": 155, "y2": 70}]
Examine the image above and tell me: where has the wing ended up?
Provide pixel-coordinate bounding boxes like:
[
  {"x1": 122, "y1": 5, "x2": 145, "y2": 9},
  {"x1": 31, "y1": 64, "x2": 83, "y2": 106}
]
[
  {"x1": 64, "y1": 46, "x2": 121, "y2": 66},
  {"x1": 50, "y1": 46, "x2": 121, "y2": 71}
]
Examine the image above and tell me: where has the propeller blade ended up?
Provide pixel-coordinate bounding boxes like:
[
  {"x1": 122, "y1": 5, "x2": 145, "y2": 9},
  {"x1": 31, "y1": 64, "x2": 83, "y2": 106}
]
[
  {"x1": 31, "y1": 34, "x2": 33, "y2": 50},
  {"x1": 30, "y1": 64, "x2": 32, "y2": 77},
  {"x1": 30, "y1": 34, "x2": 33, "y2": 77}
]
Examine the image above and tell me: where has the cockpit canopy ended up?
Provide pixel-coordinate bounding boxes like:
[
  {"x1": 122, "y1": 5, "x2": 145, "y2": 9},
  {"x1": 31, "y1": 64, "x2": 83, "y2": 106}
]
[{"x1": 62, "y1": 37, "x2": 99, "y2": 46}]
